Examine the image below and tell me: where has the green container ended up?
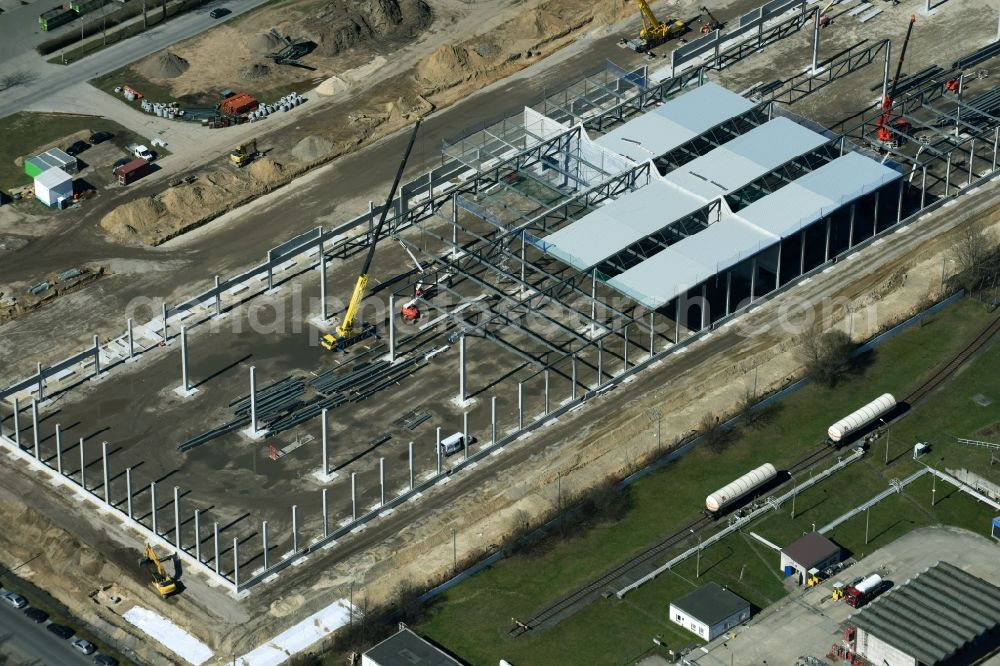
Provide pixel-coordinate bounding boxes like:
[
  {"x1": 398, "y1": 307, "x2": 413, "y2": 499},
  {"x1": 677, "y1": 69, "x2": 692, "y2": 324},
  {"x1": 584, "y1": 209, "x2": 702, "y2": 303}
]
[
  {"x1": 39, "y1": 6, "x2": 75, "y2": 30},
  {"x1": 70, "y1": 0, "x2": 103, "y2": 14},
  {"x1": 24, "y1": 158, "x2": 46, "y2": 179}
]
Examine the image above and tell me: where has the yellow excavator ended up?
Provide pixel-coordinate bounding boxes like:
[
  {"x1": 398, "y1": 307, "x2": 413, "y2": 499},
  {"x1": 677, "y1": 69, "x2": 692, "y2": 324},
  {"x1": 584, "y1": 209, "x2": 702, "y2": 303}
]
[
  {"x1": 626, "y1": 0, "x2": 686, "y2": 52},
  {"x1": 230, "y1": 139, "x2": 259, "y2": 168},
  {"x1": 321, "y1": 118, "x2": 422, "y2": 352},
  {"x1": 139, "y1": 543, "x2": 177, "y2": 598}
]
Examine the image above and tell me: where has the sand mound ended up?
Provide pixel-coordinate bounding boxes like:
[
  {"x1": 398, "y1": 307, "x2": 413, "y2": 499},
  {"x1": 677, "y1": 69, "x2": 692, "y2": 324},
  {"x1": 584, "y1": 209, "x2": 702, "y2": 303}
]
[
  {"x1": 316, "y1": 74, "x2": 348, "y2": 97},
  {"x1": 248, "y1": 31, "x2": 285, "y2": 52},
  {"x1": 240, "y1": 63, "x2": 272, "y2": 80},
  {"x1": 137, "y1": 51, "x2": 189, "y2": 79},
  {"x1": 299, "y1": 0, "x2": 432, "y2": 57},
  {"x1": 291, "y1": 135, "x2": 334, "y2": 161},
  {"x1": 99, "y1": 197, "x2": 168, "y2": 242},
  {"x1": 247, "y1": 158, "x2": 285, "y2": 186}
]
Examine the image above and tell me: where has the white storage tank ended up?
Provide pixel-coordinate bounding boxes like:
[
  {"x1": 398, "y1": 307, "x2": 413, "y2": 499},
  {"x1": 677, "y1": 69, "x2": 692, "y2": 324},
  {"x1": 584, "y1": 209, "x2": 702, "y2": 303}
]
[
  {"x1": 852, "y1": 573, "x2": 882, "y2": 594},
  {"x1": 706, "y1": 463, "x2": 777, "y2": 513},
  {"x1": 827, "y1": 393, "x2": 896, "y2": 442}
]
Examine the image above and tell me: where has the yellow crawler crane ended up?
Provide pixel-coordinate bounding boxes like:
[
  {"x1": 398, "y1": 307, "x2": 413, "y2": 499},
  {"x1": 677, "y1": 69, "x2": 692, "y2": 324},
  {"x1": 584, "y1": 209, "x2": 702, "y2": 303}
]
[
  {"x1": 627, "y1": 0, "x2": 685, "y2": 52},
  {"x1": 139, "y1": 543, "x2": 177, "y2": 598},
  {"x1": 321, "y1": 118, "x2": 422, "y2": 351}
]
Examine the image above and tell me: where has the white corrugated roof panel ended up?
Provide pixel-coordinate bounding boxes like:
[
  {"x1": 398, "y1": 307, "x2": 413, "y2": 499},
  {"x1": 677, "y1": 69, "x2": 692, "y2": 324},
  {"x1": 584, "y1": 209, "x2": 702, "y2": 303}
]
[
  {"x1": 545, "y1": 179, "x2": 706, "y2": 270},
  {"x1": 35, "y1": 167, "x2": 72, "y2": 189},
  {"x1": 594, "y1": 82, "x2": 755, "y2": 162},
  {"x1": 663, "y1": 118, "x2": 828, "y2": 200},
  {"x1": 606, "y1": 218, "x2": 777, "y2": 308},
  {"x1": 740, "y1": 152, "x2": 901, "y2": 239}
]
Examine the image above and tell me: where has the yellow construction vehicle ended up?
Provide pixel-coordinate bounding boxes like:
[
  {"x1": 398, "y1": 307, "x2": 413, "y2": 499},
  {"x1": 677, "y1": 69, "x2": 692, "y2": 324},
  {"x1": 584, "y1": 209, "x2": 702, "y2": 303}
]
[
  {"x1": 321, "y1": 119, "x2": 422, "y2": 352},
  {"x1": 831, "y1": 581, "x2": 846, "y2": 601},
  {"x1": 230, "y1": 139, "x2": 258, "y2": 168},
  {"x1": 626, "y1": 0, "x2": 686, "y2": 52},
  {"x1": 139, "y1": 543, "x2": 177, "y2": 598}
]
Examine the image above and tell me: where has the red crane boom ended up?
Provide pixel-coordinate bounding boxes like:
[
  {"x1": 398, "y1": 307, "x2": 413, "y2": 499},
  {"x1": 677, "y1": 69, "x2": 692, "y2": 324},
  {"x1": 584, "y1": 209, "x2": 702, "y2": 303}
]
[{"x1": 877, "y1": 15, "x2": 916, "y2": 144}]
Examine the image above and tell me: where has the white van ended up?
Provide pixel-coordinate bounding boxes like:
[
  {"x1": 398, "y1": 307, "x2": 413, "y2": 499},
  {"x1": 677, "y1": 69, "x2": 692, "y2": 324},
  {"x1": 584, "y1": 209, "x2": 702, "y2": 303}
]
[{"x1": 440, "y1": 432, "x2": 474, "y2": 456}]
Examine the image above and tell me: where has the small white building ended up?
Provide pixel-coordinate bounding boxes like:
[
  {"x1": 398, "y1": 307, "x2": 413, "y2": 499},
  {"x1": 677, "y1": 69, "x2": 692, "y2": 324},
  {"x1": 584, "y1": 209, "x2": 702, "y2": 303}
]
[
  {"x1": 363, "y1": 627, "x2": 464, "y2": 666},
  {"x1": 669, "y1": 583, "x2": 751, "y2": 641},
  {"x1": 34, "y1": 168, "x2": 73, "y2": 208}
]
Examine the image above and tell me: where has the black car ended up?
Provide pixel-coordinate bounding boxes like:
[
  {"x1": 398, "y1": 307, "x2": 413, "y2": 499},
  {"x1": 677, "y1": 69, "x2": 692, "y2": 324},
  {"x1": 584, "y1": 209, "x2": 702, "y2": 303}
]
[
  {"x1": 89, "y1": 131, "x2": 113, "y2": 145},
  {"x1": 95, "y1": 655, "x2": 119, "y2": 666},
  {"x1": 111, "y1": 158, "x2": 130, "y2": 174},
  {"x1": 46, "y1": 623, "x2": 74, "y2": 639},
  {"x1": 209, "y1": 7, "x2": 230, "y2": 18},
  {"x1": 65, "y1": 140, "x2": 89, "y2": 156},
  {"x1": 23, "y1": 607, "x2": 48, "y2": 623}
]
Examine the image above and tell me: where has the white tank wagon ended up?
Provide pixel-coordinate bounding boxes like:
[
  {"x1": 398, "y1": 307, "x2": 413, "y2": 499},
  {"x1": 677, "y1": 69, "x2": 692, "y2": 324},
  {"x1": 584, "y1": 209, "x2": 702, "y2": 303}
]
[
  {"x1": 827, "y1": 393, "x2": 896, "y2": 443},
  {"x1": 705, "y1": 463, "x2": 777, "y2": 514}
]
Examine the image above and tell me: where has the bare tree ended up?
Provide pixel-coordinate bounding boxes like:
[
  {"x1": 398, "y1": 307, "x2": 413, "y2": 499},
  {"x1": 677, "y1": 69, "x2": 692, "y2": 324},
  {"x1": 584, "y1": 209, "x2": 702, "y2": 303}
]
[
  {"x1": 801, "y1": 329, "x2": 855, "y2": 387},
  {"x1": 951, "y1": 223, "x2": 1000, "y2": 294}
]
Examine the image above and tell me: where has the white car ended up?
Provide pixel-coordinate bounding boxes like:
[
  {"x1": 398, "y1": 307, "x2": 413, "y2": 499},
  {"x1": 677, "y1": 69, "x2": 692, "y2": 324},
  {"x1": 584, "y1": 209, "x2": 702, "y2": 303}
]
[
  {"x1": 71, "y1": 638, "x2": 96, "y2": 655},
  {"x1": 1, "y1": 592, "x2": 27, "y2": 609}
]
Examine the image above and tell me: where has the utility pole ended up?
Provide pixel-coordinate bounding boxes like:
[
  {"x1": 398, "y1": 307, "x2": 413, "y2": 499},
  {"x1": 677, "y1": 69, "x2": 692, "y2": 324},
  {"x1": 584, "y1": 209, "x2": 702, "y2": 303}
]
[
  {"x1": 865, "y1": 506, "x2": 871, "y2": 545},
  {"x1": 451, "y1": 528, "x2": 457, "y2": 573},
  {"x1": 790, "y1": 475, "x2": 797, "y2": 519}
]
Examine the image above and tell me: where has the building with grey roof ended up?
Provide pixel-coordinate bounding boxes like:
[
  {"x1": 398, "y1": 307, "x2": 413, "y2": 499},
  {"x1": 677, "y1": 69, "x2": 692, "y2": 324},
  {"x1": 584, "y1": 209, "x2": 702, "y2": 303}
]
[
  {"x1": 850, "y1": 561, "x2": 1000, "y2": 666},
  {"x1": 780, "y1": 532, "x2": 841, "y2": 586},
  {"x1": 362, "y1": 627, "x2": 465, "y2": 666},
  {"x1": 669, "y1": 583, "x2": 751, "y2": 641},
  {"x1": 24, "y1": 148, "x2": 77, "y2": 178}
]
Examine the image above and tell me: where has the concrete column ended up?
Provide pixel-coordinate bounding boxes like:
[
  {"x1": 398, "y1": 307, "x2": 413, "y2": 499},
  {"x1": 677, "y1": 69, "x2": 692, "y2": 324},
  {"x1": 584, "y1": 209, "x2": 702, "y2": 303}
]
[
  {"x1": 36, "y1": 362, "x2": 43, "y2": 400},
  {"x1": 249, "y1": 366, "x2": 258, "y2": 435},
  {"x1": 93, "y1": 335, "x2": 101, "y2": 378},
  {"x1": 79, "y1": 438, "x2": 86, "y2": 490},
  {"x1": 463, "y1": 412, "x2": 469, "y2": 460},
  {"x1": 351, "y1": 472, "x2": 357, "y2": 521},
  {"x1": 214, "y1": 276, "x2": 221, "y2": 317},
  {"x1": 571, "y1": 355, "x2": 577, "y2": 400},
  {"x1": 811, "y1": 8, "x2": 820, "y2": 73},
  {"x1": 490, "y1": 396, "x2": 497, "y2": 446},
  {"x1": 750, "y1": 258, "x2": 758, "y2": 302},
  {"x1": 992, "y1": 126, "x2": 998, "y2": 172},
  {"x1": 266, "y1": 249, "x2": 274, "y2": 292},
  {"x1": 127, "y1": 318, "x2": 135, "y2": 360},
  {"x1": 321, "y1": 408, "x2": 329, "y2": 477},
  {"x1": 590, "y1": 270, "x2": 597, "y2": 334},
  {"x1": 292, "y1": 504, "x2": 299, "y2": 553},
  {"x1": 776, "y1": 244, "x2": 783, "y2": 289},
  {"x1": 173, "y1": 486, "x2": 181, "y2": 548},
  {"x1": 920, "y1": 166, "x2": 928, "y2": 209},
  {"x1": 848, "y1": 203, "x2": 856, "y2": 247},
  {"x1": 388, "y1": 294, "x2": 395, "y2": 363},
  {"x1": 408, "y1": 441, "x2": 414, "y2": 490},
  {"x1": 623, "y1": 326, "x2": 629, "y2": 369},
  {"x1": 262, "y1": 520, "x2": 268, "y2": 570},
  {"x1": 517, "y1": 382, "x2": 523, "y2": 429},
  {"x1": 700, "y1": 284, "x2": 709, "y2": 330},
  {"x1": 213, "y1": 522, "x2": 220, "y2": 575},
  {"x1": 873, "y1": 190, "x2": 880, "y2": 231},
  {"x1": 233, "y1": 537, "x2": 240, "y2": 588},
  {"x1": 945, "y1": 152, "x2": 952, "y2": 196},
  {"x1": 969, "y1": 140, "x2": 976, "y2": 184},
  {"x1": 799, "y1": 231, "x2": 807, "y2": 275},
  {"x1": 674, "y1": 297, "x2": 681, "y2": 342},
  {"x1": 180, "y1": 325, "x2": 189, "y2": 392},
  {"x1": 150, "y1": 481, "x2": 157, "y2": 535},
  {"x1": 544, "y1": 369, "x2": 550, "y2": 414},
  {"x1": 102, "y1": 441, "x2": 110, "y2": 506},
  {"x1": 194, "y1": 510, "x2": 201, "y2": 562},
  {"x1": 55, "y1": 424, "x2": 62, "y2": 475},
  {"x1": 896, "y1": 180, "x2": 904, "y2": 225},
  {"x1": 649, "y1": 312, "x2": 655, "y2": 355},
  {"x1": 12, "y1": 397, "x2": 19, "y2": 447},
  {"x1": 824, "y1": 218, "x2": 832, "y2": 261},
  {"x1": 436, "y1": 427, "x2": 442, "y2": 475},
  {"x1": 458, "y1": 333, "x2": 466, "y2": 403},
  {"x1": 31, "y1": 399, "x2": 39, "y2": 459},
  {"x1": 597, "y1": 340, "x2": 604, "y2": 387},
  {"x1": 520, "y1": 234, "x2": 526, "y2": 286},
  {"x1": 322, "y1": 488, "x2": 328, "y2": 539},
  {"x1": 320, "y1": 241, "x2": 328, "y2": 321},
  {"x1": 725, "y1": 272, "x2": 732, "y2": 316},
  {"x1": 126, "y1": 468, "x2": 133, "y2": 519},
  {"x1": 379, "y1": 458, "x2": 386, "y2": 507}
]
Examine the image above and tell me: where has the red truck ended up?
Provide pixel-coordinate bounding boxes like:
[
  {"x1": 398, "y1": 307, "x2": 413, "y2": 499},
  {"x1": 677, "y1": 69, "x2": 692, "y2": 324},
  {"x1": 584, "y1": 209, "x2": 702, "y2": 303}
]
[
  {"x1": 845, "y1": 573, "x2": 891, "y2": 608},
  {"x1": 116, "y1": 158, "x2": 150, "y2": 186}
]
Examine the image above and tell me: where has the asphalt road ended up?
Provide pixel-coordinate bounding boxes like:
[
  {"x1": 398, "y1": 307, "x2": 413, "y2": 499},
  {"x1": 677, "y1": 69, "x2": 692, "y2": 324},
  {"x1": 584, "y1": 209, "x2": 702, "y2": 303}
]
[
  {"x1": 0, "y1": 593, "x2": 95, "y2": 665},
  {"x1": 0, "y1": 0, "x2": 272, "y2": 119}
]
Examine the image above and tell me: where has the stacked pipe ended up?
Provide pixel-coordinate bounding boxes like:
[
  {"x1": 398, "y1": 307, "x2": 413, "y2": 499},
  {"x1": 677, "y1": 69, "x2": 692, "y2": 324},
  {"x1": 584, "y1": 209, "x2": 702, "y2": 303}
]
[
  {"x1": 870, "y1": 65, "x2": 944, "y2": 96},
  {"x1": 952, "y1": 41, "x2": 1000, "y2": 71},
  {"x1": 937, "y1": 85, "x2": 1000, "y2": 131}
]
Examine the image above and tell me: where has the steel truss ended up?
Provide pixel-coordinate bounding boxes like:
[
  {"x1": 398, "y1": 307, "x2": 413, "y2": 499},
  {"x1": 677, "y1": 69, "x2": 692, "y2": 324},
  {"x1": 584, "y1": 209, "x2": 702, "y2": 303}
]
[{"x1": 768, "y1": 40, "x2": 890, "y2": 106}]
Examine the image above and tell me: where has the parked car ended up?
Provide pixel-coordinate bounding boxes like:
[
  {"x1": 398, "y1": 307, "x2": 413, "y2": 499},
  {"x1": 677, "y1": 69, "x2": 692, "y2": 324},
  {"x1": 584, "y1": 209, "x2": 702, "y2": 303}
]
[
  {"x1": 94, "y1": 654, "x2": 119, "y2": 666},
  {"x1": 89, "y1": 131, "x2": 113, "y2": 145},
  {"x1": 1, "y1": 592, "x2": 27, "y2": 609},
  {"x1": 65, "y1": 140, "x2": 89, "y2": 156},
  {"x1": 111, "y1": 158, "x2": 130, "y2": 174},
  {"x1": 209, "y1": 7, "x2": 230, "y2": 18},
  {"x1": 71, "y1": 638, "x2": 96, "y2": 655},
  {"x1": 46, "y1": 623, "x2": 74, "y2": 639},
  {"x1": 23, "y1": 607, "x2": 48, "y2": 623}
]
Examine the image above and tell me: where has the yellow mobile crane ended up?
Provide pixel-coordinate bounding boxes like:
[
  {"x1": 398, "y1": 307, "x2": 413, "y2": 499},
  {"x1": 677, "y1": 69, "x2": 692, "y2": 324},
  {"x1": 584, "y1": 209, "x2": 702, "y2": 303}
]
[
  {"x1": 321, "y1": 118, "x2": 422, "y2": 352},
  {"x1": 627, "y1": 0, "x2": 686, "y2": 52},
  {"x1": 139, "y1": 543, "x2": 177, "y2": 598}
]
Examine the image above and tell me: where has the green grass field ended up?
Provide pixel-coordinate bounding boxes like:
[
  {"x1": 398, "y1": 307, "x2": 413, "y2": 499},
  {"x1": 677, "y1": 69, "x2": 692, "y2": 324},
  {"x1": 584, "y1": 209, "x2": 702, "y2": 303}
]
[{"x1": 401, "y1": 298, "x2": 1000, "y2": 666}]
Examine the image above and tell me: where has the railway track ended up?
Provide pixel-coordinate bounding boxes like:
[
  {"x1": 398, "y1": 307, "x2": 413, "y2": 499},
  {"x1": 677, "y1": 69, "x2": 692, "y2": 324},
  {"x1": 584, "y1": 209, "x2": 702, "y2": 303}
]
[{"x1": 509, "y1": 310, "x2": 1000, "y2": 638}]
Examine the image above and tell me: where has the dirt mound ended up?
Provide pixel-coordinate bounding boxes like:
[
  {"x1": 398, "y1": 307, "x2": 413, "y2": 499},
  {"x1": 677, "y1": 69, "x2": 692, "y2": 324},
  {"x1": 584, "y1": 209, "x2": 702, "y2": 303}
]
[
  {"x1": 137, "y1": 51, "x2": 189, "y2": 79},
  {"x1": 291, "y1": 135, "x2": 333, "y2": 162},
  {"x1": 298, "y1": 0, "x2": 432, "y2": 57},
  {"x1": 247, "y1": 157, "x2": 285, "y2": 186},
  {"x1": 98, "y1": 197, "x2": 168, "y2": 242},
  {"x1": 248, "y1": 31, "x2": 284, "y2": 52},
  {"x1": 240, "y1": 63, "x2": 272, "y2": 80}
]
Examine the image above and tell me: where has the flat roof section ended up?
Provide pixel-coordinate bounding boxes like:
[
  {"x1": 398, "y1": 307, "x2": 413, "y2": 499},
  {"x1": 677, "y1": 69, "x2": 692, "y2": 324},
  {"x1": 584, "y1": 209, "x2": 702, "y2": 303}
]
[
  {"x1": 740, "y1": 152, "x2": 901, "y2": 239},
  {"x1": 606, "y1": 217, "x2": 777, "y2": 308},
  {"x1": 671, "y1": 582, "x2": 751, "y2": 627},
  {"x1": 780, "y1": 532, "x2": 841, "y2": 569},
  {"x1": 594, "y1": 82, "x2": 755, "y2": 163},
  {"x1": 363, "y1": 628, "x2": 465, "y2": 666},
  {"x1": 544, "y1": 179, "x2": 706, "y2": 270},
  {"x1": 662, "y1": 117, "x2": 829, "y2": 201}
]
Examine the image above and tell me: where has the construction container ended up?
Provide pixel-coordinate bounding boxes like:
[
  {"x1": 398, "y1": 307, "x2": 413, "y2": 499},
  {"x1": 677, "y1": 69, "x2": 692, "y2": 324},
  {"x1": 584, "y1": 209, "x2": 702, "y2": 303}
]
[
  {"x1": 69, "y1": 0, "x2": 103, "y2": 14},
  {"x1": 827, "y1": 393, "x2": 896, "y2": 442},
  {"x1": 117, "y1": 158, "x2": 150, "y2": 186},
  {"x1": 220, "y1": 93, "x2": 258, "y2": 116},
  {"x1": 39, "y1": 6, "x2": 75, "y2": 31},
  {"x1": 705, "y1": 463, "x2": 777, "y2": 513}
]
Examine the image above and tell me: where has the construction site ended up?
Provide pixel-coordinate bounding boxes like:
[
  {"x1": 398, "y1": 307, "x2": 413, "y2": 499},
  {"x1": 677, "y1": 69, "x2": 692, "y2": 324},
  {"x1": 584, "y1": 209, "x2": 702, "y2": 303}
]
[{"x1": 0, "y1": 0, "x2": 999, "y2": 664}]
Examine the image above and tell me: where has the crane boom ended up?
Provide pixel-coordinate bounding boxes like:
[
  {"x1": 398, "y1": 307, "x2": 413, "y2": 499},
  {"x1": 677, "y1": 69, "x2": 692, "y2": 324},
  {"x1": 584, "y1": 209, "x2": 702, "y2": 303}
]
[
  {"x1": 323, "y1": 118, "x2": 422, "y2": 350},
  {"x1": 877, "y1": 15, "x2": 916, "y2": 144},
  {"x1": 637, "y1": 0, "x2": 662, "y2": 32}
]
